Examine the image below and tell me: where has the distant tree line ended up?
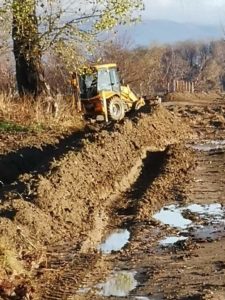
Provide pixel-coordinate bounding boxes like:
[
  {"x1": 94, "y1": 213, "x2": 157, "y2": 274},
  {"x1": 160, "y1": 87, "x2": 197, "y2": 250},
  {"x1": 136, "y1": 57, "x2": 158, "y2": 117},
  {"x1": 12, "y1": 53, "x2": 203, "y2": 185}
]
[
  {"x1": 1, "y1": 12, "x2": 225, "y2": 96},
  {"x1": 100, "y1": 39, "x2": 225, "y2": 96},
  {"x1": 0, "y1": 0, "x2": 144, "y2": 97}
]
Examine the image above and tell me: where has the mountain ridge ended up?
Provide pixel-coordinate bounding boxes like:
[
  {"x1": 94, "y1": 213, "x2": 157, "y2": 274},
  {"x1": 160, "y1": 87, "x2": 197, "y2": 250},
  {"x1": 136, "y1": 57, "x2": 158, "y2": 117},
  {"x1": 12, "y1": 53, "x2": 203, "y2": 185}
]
[{"x1": 125, "y1": 19, "x2": 224, "y2": 46}]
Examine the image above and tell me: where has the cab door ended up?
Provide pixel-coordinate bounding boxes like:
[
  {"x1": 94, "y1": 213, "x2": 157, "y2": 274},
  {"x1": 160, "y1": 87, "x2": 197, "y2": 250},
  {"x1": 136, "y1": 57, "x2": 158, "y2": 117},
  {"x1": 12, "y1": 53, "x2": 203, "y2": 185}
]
[{"x1": 109, "y1": 68, "x2": 121, "y2": 92}]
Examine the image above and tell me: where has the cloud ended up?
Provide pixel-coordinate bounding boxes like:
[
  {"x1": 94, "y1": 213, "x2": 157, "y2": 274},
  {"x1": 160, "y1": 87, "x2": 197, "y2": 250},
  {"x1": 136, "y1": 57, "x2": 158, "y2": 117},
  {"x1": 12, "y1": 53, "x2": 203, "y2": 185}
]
[{"x1": 143, "y1": 0, "x2": 225, "y2": 25}]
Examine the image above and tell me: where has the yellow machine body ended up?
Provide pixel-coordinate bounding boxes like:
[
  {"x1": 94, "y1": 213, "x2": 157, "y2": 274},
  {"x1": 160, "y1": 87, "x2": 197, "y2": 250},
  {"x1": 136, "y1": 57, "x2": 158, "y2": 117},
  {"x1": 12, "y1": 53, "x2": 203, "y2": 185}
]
[{"x1": 75, "y1": 63, "x2": 144, "y2": 121}]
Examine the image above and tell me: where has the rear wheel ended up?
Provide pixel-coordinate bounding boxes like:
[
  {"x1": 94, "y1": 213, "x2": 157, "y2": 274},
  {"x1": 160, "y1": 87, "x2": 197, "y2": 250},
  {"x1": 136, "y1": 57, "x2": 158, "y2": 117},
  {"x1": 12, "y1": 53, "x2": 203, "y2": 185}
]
[{"x1": 107, "y1": 97, "x2": 125, "y2": 121}]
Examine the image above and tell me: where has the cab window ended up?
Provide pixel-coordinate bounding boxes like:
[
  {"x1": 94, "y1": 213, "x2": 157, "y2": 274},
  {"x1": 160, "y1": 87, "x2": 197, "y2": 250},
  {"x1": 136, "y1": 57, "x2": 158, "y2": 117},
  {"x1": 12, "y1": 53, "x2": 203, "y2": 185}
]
[
  {"x1": 109, "y1": 68, "x2": 120, "y2": 92},
  {"x1": 97, "y1": 69, "x2": 112, "y2": 91}
]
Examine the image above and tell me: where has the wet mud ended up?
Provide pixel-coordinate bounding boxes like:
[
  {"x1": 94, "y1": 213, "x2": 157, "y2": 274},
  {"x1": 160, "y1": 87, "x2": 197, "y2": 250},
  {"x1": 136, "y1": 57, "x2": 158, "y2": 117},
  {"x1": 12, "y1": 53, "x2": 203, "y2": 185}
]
[
  {"x1": 0, "y1": 97, "x2": 225, "y2": 300},
  {"x1": 71, "y1": 100, "x2": 225, "y2": 300}
]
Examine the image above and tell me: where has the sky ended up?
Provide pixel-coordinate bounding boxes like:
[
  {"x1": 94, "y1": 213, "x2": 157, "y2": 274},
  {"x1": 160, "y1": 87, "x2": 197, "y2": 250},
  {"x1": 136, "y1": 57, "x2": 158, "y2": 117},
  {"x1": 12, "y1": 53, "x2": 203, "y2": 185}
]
[{"x1": 143, "y1": 0, "x2": 225, "y2": 25}]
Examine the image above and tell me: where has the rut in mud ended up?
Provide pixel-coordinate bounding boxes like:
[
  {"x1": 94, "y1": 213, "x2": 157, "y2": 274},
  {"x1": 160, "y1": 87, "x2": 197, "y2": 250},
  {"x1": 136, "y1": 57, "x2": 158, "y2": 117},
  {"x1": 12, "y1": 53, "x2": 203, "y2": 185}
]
[
  {"x1": 40, "y1": 145, "x2": 193, "y2": 300},
  {"x1": 68, "y1": 100, "x2": 225, "y2": 300},
  {"x1": 1, "y1": 98, "x2": 224, "y2": 300},
  {"x1": 0, "y1": 105, "x2": 192, "y2": 299},
  {"x1": 116, "y1": 150, "x2": 167, "y2": 217}
]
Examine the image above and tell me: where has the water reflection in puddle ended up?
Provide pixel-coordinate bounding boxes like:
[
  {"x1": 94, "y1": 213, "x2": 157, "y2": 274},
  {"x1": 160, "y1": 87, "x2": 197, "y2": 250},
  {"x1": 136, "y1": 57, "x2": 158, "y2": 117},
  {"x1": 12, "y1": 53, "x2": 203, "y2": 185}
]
[
  {"x1": 190, "y1": 140, "x2": 225, "y2": 151},
  {"x1": 77, "y1": 271, "x2": 137, "y2": 297},
  {"x1": 98, "y1": 229, "x2": 130, "y2": 254},
  {"x1": 97, "y1": 271, "x2": 137, "y2": 297},
  {"x1": 187, "y1": 204, "x2": 224, "y2": 220},
  {"x1": 78, "y1": 274, "x2": 163, "y2": 299},
  {"x1": 154, "y1": 203, "x2": 225, "y2": 229},
  {"x1": 134, "y1": 296, "x2": 163, "y2": 300},
  {"x1": 155, "y1": 203, "x2": 225, "y2": 246},
  {"x1": 77, "y1": 287, "x2": 91, "y2": 294},
  {"x1": 192, "y1": 223, "x2": 225, "y2": 241},
  {"x1": 153, "y1": 205, "x2": 192, "y2": 229},
  {"x1": 160, "y1": 236, "x2": 188, "y2": 246}
]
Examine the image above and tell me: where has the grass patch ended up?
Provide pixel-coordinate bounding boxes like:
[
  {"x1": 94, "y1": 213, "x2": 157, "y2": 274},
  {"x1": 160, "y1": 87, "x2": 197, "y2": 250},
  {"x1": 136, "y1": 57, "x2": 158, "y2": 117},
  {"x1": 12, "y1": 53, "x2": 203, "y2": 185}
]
[
  {"x1": 0, "y1": 121, "x2": 46, "y2": 133},
  {"x1": 0, "y1": 120, "x2": 29, "y2": 133},
  {"x1": 0, "y1": 239, "x2": 26, "y2": 276},
  {"x1": 0, "y1": 93, "x2": 84, "y2": 133}
]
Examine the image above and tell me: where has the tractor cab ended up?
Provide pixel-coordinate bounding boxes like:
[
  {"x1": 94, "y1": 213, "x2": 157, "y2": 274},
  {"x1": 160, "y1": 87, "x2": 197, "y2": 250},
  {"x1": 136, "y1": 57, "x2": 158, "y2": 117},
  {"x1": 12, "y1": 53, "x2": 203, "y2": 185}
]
[
  {"x1": 72, "y1": 63, "x2": 145, "y2": 121},
  {"x1": 79, "y1": 64, "x2": 120, "y2": 99}
]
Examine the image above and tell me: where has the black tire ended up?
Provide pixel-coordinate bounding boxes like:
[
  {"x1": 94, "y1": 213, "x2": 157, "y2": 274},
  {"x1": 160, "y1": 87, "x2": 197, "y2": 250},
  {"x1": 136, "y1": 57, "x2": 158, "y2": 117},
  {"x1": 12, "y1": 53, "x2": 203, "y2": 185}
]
[{"x1": 107, "y1": 97, "x2": 125, "y2": 121}]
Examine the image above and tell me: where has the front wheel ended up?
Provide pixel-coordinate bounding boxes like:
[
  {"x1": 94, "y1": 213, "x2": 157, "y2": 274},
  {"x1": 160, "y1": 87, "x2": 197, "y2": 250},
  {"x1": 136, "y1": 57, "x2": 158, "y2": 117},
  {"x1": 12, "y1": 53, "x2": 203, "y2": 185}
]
[{"x1": 107, "y1": 97, "x2": 125, "y2": 121}]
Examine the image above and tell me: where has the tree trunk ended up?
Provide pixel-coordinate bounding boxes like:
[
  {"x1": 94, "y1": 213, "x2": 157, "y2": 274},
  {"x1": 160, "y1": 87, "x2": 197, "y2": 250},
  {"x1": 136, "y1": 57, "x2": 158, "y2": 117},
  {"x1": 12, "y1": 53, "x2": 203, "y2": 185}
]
[{"x1": 12, "y1": 0, "x2": 46, "y2": 97}]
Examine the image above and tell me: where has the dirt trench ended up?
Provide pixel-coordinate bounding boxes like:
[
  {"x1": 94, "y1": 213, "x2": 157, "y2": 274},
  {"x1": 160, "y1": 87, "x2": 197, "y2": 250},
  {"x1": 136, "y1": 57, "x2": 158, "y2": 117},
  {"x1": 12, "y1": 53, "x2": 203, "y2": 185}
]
[
  {"x1": 52, "y1": 98, "x2": 225, "y2": 300},
  {"x1": 0, "y1": 96, "x2": 224, "y2": 300},
  {"x1": 0, "y1": 105, "x2": 193, "y2": 299}
]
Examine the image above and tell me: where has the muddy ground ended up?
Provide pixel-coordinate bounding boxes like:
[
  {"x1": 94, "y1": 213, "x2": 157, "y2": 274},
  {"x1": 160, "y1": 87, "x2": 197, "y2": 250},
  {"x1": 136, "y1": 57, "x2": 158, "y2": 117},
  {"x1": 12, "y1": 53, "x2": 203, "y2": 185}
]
[{"x1": 0, "y1": 93, "x2": 224, "y2": 300}]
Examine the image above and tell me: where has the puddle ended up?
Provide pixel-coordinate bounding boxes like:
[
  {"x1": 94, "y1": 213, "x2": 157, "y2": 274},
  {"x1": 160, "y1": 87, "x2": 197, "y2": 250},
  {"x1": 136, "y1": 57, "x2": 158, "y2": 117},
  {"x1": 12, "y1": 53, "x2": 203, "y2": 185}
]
[
  {"x1": 134, "y1": 296, "x2": 163, "y2": 300},
  {"x1": 155, "y1": 203, "x2": 225, "y2": 246},
  {"x1": 160, "y1": 236, "x2": 188, "y2": 246},
  {"x1": 97, "y1": 271, "x2": 137, "y2": 297},
  {"x1": 77, "y1": 271, "x2": 138, "y2": 297},
  {"x1": 187, "y1": 204, "x2": 224, "y2": 221},
  {"x1": 190, "y1": 140, "x2": 225, "y2": 151},
  {"x1": 153, "y1": 205, "x2": 192, "y2": 229},
  {"x1": 98, "y1": 229, "x2": 130, "y2": 254},
  {"x1": 154, "y1": 203, "x2": 225, "y2": 229},
  {"x1": 77, "y1": 287, "x2": 91, "y2": 294},
  {"x1": 78, "y1": 142, "x2": 224, "y2": 299},
  {"x1": 191, "y1": 223, "x2": 225, "y2": 241}
]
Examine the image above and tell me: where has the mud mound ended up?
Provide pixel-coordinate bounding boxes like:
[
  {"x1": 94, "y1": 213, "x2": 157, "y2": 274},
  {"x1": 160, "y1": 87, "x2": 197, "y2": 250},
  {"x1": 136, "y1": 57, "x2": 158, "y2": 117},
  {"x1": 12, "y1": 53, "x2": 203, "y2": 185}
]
[
  {"x1": 35, "y1": 107, "x2": 192, "y2": 243},
  {"x1": 0, "y1": 106, "x2": 193, "y2": 298},
  {"x1": 0, "y1": 107, "x2": 192, "y2": 250},
  {"x1": 0, "y1": 105, "x2": 195, "y2": 299}
]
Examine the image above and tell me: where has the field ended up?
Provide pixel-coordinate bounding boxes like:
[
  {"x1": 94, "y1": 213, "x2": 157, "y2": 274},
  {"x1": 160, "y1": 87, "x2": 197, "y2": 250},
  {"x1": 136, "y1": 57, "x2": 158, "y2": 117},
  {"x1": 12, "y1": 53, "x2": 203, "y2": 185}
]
[{"x1": 0, "y1": 93, "x2": 224, "y2": 300}]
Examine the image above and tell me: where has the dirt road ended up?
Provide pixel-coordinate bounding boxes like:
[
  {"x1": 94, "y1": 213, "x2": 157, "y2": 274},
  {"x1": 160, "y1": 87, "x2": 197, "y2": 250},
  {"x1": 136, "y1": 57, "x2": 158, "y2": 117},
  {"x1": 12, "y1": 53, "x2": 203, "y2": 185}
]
[{"x1": 0, "y1": 95, "x2": 224, "y2": 300}]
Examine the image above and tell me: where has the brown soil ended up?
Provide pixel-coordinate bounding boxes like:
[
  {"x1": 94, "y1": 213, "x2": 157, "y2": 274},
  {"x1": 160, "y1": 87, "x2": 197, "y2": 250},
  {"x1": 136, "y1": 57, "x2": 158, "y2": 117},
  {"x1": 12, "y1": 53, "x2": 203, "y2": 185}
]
[
  {"x1": 69, "y1": 98, "x2": 225, "y2": 300},
  {"x1": 0, "y1": 106, "x2": 191, "y2": 244},
  {"x1": 0, "y1": 97, "x2": 224, "y2": 300},
  {"x1": 164, "y1": 92, "x2": 224, "y2": 105}
]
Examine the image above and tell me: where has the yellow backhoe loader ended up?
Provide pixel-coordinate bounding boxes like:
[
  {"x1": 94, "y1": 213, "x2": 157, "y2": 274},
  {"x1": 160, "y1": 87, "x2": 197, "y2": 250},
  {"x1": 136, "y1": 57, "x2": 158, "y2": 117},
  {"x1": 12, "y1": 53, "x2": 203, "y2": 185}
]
[{"x1": 71, "y1": 63, "x2": 145, "y2": 121}]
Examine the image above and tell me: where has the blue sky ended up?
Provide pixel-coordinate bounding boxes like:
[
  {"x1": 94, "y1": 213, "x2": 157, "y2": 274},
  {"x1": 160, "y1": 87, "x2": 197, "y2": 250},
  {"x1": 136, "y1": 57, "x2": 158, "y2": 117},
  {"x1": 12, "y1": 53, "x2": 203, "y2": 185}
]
[{"x1": 143, "y1": 0, "x2": 225, "y2": 25}]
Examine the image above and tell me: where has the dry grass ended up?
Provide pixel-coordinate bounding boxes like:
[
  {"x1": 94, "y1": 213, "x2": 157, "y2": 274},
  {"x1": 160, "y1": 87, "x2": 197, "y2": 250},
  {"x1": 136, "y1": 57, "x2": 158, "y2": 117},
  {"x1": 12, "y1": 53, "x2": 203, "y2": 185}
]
[
  {"x1": 164, "y1": 91, "x2": 223, "y2": 103},
  {"x1": 0, "y1": 93, "x2": 84, "y2": 133},
  {"x1": 0, "y1": 238, "x2": 26, "y2": 278}
]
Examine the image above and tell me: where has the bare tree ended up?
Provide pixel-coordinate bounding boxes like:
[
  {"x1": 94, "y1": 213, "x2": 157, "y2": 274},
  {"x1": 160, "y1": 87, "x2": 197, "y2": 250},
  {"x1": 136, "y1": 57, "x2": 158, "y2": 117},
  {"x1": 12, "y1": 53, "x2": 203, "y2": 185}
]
[{"x1": 0, "y1": 0, "x2": 144, "y2": 96}]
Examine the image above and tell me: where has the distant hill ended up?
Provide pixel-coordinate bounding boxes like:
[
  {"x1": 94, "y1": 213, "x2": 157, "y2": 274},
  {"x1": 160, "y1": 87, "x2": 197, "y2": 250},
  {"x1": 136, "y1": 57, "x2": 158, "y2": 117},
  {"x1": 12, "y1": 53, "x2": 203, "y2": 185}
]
[{"x1": 124, "y1": 20, "x2": 224, "y2": 46}]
